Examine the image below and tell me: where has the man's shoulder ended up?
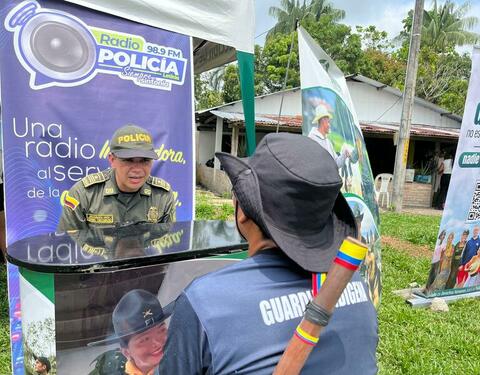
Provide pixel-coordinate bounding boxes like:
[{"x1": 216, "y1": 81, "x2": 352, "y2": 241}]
[
  {"x1": 80, "y1": 169, "x2": 112, "y2": 189},
  {"x1": 184, "y1": 253, "x2": 291, "y2": 301},
  {"x1": 146, "y1": 176, "x2": 171, "y2": 192},
  {"x1": 185, "y1": 258, "x2": 256, "y2": 296}
]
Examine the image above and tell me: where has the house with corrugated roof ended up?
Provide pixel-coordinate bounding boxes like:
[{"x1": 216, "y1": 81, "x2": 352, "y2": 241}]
[{"x1": 196, "y1": 74, "x2": 461, "y2": 208}]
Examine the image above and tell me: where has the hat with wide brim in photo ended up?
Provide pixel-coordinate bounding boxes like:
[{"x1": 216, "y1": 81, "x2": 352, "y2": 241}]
[
  {"x1": 216, "y1": 133, "x2": 357, "y2": 273},
  {"x1": 312, "y1": 104, "x2": 333, "y2": 124},
  {"x1": 88, "y1": 289, "x2": 173, "y2": 347},
  {"x1": 110, "y1": 124, "x2": 159, "y2": 160}
]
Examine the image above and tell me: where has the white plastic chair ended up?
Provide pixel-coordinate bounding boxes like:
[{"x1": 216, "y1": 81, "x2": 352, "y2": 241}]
[{"x1": 374, "y1": 173, "x2": 393, "y2": 207}]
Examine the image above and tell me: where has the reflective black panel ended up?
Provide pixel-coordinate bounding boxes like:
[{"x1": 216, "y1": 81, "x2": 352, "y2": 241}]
[{"x1": 7, "y1": 220, "x2": 247, "y2": 273}]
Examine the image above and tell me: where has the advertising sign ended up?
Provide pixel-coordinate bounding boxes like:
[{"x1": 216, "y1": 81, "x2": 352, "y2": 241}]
[
  {"x1": 425, "y1": 47, "x2": 480, "y2": 296},
  {"x1": 0, "y1": 0, "x2": 194, "y2": 372},
  {"x1": 298, "y1": 27, "x2": 381, "y2": 307}
]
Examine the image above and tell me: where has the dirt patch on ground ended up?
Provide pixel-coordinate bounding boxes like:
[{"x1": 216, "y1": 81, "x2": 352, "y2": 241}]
[{"x1": 382, "y1": 235, "x2": 432, "y2": 258}]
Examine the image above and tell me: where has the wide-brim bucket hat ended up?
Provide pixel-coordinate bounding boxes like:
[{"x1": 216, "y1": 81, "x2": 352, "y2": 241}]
[
  {"x1": 216, "y1": 133, "x2": 357, "y2": 273},
  {"x1": 88, "y1": 289, "x2": 173, "y2": 347}
]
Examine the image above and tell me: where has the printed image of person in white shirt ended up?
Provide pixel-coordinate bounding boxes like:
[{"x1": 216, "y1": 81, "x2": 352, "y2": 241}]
[{"x1": 308, "y1": 103, "x2": 350, "y2": 168}]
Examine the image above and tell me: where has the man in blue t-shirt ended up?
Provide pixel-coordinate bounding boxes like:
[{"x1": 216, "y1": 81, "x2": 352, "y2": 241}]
[{"x1": 158, "y1": 133, "x2": 378, "y2": 375}]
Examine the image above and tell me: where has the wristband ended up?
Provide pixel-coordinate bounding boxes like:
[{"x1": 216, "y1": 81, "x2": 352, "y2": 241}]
[
  {"x1": 304, "y1": 300, "x2": 331, "y2": 327},
  {"x1": 294, "y1": 325, "x2": 319, "y2": 346},
  {"x1": 333, "y1": 239, "x2": 367, "y2": 271}
]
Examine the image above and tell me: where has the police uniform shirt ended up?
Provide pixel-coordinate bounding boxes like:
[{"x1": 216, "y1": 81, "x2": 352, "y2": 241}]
[
  {"x1": 57, "y1": 169, "x2": 176, "y2": 231},
  {"x1": 158, "y1": 250, "x2": 378, "y2": 375}
]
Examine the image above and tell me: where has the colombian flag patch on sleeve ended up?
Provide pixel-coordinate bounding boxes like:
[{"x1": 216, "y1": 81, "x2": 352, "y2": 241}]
[{"x1": 64, "y1": 193, "x2": 79, "y2": 210}]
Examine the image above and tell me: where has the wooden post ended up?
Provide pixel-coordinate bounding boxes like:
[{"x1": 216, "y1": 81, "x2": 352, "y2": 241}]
[
  {"x1": 391, "y1": 0, "x2": 424, "y2": 211},
  {"x1": 214, "y1": 116, "x2": 223, "y2": 170},
  {"x1": 231, "y1": 125, "x2": 239, "y2": 156}
]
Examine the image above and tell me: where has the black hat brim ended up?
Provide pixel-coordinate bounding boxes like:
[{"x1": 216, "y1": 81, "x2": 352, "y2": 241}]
[
  {"x1": 265, "y1": 193, "x2": 356, "y2": 273},
  {"x1": 216, "y1": 152, "x2": 357, "y2": 273},
  {"x1": 215, "y1": 153, "x2": 270, "y2": 236},
  {"x1": 112, "y1": 149, "x2": 159, "y2": 160},
  {"x1": 87, "y1": 301, "x2": 174, "y2": 347}
]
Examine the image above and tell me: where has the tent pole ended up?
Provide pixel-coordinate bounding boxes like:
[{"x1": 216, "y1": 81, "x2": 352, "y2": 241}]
[{"x1": 237, "y1": 51, "x2": 256, "y2": 156}]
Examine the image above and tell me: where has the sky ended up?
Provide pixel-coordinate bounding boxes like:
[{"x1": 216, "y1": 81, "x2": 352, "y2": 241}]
[{"x1": 254, "y1": 0, "x2": 480, "y2": 51}]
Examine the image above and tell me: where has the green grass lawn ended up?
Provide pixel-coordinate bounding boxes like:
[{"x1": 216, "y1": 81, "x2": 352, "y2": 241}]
[
  {"x1": 0, "y1": 199, "x2": 478, "y2": 374},
  {"x1": 380, "y1": 211, "x2": 441, "y2": 247}
]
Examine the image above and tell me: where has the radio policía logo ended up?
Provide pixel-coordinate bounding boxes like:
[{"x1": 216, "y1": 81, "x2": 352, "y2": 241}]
[{"x1": 5, "y1": 1, "x2": 187, "y2": 90}]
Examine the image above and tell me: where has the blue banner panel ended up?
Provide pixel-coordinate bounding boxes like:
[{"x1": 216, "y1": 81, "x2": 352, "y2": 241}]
[{"x1": 1, "y1": 1, "x2": 194, "y2": 373}]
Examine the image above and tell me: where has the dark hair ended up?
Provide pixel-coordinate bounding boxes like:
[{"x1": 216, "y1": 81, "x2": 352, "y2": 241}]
[
  {"x1": 119, "y1": 340, "x2": 128, "y2": 348},
  {"x1": 35, "y1": 357, "x2": 51, "y2": 372},
  {"x1": 438, "y1": 230, "x2": 446, "y2": 240},
  {"x1": 463, "y1": 229, "x2": 470, "y2": 235}
]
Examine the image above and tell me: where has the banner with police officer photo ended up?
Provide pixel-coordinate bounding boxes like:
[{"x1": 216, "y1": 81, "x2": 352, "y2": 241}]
[
  {"x1": 0, "y1": 0, "x2": 194, "y2": 372},
  {"x1": 298, "y1": 27, "x2": 381, "y2": 307},
  {"x1": 424, "y1": 47, "x2": 480, "y2": 297}
]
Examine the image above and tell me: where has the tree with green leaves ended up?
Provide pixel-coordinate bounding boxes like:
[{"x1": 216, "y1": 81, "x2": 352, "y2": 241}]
[
  {"x1": 262, "y1": 31, "x2": 300, "y2": 92},
  {"x1": 399, "y1": 0, "x2": 480, "y2": 52},
  {"x1": 222, "y1": 64, "x2": 241, "y2": 103},
  {"x1": 267, "y1": 0, "x2": 345, "y2": 39},
  {"x1": 194, "y1": 74, "x2": 223, "y2": 110},
  {"x1": 423, "y1": 0, "x2": 479, "y2": 51}
]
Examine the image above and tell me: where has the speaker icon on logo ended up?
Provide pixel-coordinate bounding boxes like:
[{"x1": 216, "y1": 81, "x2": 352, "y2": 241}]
[{"x1": 5, "y1": 1, "x2": 97, "y2": 89}]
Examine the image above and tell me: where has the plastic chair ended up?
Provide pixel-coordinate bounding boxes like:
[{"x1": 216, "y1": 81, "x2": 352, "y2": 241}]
[{"x1": 374, "y1": 173, "x2": 393, "y2": 207}]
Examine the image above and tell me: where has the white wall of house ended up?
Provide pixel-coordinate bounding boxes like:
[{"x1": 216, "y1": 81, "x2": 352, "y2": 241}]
[
  {"x1": 347, "y1": 81, "x2": 459, "y2": 128},
  {"x1": 216, "y1": 81, "x2": 461, "y2": 129},
  {"x1": 196, "y1": 129, "x2": 215, "y2": 165}
]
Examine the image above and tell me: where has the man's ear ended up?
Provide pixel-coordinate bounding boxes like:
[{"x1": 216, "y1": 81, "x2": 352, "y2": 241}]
[
  {"x1": 120, "y1": 347, "x2": 130, "y2": 360},
  {"x1": 236, "y1": 203, "x2": 249, "y2": 225},
  {"x1": 108, "y1": 153, "x2": 115, "y2": 167}
]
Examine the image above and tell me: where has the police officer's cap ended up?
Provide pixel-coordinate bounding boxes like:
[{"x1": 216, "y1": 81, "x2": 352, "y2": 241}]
[{"x1": 110, "y1": 124, "x2": 158, "y2": 160}]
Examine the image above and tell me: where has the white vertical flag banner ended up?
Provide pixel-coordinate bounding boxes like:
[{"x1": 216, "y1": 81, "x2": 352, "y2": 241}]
[
  {"x1": 425, "y1": 47, "x2": 480, "y2": 296},
  {"x1": 298, "y1": 26, "x2": 381, "y2": 306}
]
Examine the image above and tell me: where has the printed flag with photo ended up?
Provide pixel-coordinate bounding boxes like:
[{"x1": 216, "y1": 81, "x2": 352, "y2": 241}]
[{"x1": 298, "y1": 26, "x2": 381, "y2": 306}]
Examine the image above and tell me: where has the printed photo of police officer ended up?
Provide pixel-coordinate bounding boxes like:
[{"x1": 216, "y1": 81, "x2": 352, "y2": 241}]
[{"x1": 88, "y1": 289, "x2": 173, "y2": 375}]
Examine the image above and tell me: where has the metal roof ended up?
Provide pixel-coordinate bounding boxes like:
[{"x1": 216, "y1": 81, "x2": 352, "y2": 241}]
[{"x1": 202, "y1": 111, "x2": 459, "y2": 139}]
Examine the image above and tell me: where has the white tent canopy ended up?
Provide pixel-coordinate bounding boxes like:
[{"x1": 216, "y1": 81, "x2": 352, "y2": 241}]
[
  {"x1": 64, "y1": 0, "x2": 257, "y2": 154},
  {"x1": 65, "y1": 0, "x2": 254, "y2": 73}
]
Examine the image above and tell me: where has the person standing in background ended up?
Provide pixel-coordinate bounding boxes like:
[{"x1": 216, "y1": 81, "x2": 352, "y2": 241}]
[
  {"x1": 438, "y1": 151, "x2": 452, "y2": 209},
  {"x1": 432, "y1": 150, "x2": 444, "y2": 209}
]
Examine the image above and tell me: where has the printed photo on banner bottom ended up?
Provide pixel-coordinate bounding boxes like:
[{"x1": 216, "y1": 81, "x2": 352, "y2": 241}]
[
  {"x1": 19, "y1": 269, "x2": 56, "y2": 375},
  {"x1": 425, "y1": 221, "x2": 480, "y2": 295},
  {"x1": 54, "y1": 257, "x2": 240, "y2": 375}
]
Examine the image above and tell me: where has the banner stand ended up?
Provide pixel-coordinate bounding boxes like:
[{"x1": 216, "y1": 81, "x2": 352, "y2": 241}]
[{"x1": 393, "y1": 286, "x2": 480, "y2": 308}]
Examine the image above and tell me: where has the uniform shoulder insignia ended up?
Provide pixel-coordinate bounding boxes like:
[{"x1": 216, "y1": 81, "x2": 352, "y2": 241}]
[
  {"x1": 148, "y1": 176, "x2": 171, "y2": 191},
  {"x1": 82, "y1": 171, "x2": 108, "y2": 188}
]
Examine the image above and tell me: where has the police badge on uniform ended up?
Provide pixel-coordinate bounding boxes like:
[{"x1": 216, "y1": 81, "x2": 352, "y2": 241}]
[{"x1": 147, "y1": 206, "x2": 159, "y2": 222}]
